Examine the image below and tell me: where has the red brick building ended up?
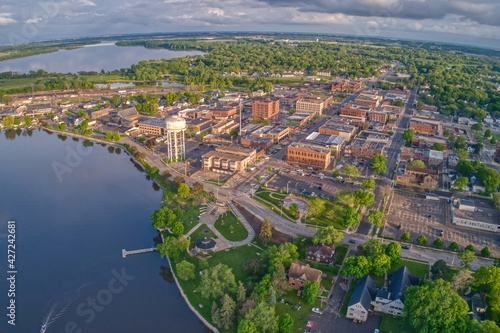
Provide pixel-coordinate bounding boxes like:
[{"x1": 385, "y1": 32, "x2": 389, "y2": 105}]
[
  {"x1": 209, "y1": 106, "x2": 237, "y2": 119},
  {"x1": 287, "y1": 142, "x2": 331, "y2": 169},
  {"x1": 252, "y1": 98, "x2": 280, "y2": 120},
  {"x1": 369, "y1": 111, "x2": 388, "y2": 124},
  {"x1": 409, "y1": 118, "x2": 440, "y2": 136},
  {"x1": 288, "y1": 260, "x2": 322, "y2": 291},
  {"x1": 305, "y1": 244, "x2": 336, "y2": 265},
  {"x1": 331, "y1": 81, "x2": 362, "y2": 92},
  {"x1": 340, "y1": 108, "x2": 367, "y2": 121}
]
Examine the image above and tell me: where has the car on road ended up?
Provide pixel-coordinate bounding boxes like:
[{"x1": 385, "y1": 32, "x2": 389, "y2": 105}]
[
  {"x1": 374, "y1": 329, "x2": 380, "y2": 333},
  {"x1": 402, "y1": 245, "x2": 410, "y2": 249},
  {"x1": 428, "y1": 214, "x2": 432, "y2": 219},
  {"x1": 349, "y1": 239, "x2": 358, "y2": 244},
  {"x1": 311, "y1": 308, "x2": 323, "y2": 315},
  {"x1": 439, "y1": 229, "x2": 444, "y2": 236}
]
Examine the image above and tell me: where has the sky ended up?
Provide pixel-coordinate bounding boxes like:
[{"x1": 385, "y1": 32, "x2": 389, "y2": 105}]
[{"x1": 1, "y1": 0, "x2": 500, "y2": 49}]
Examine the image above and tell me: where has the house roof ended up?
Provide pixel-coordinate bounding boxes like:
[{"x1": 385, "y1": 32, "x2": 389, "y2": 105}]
[
  {"x1": 348, "y1": 275, "x2": 377, "y2": 310},
  {"x1": 306, "y1": 244, "x2": 335, "y2": 257},
  {"x1": 462, "y1": 291, "x2": 487, "y2": 321},
  {"x1": 288, "y1": 260, "x2": 322, "y2": 282},
  {"x1": 118, "y1": 107, "x2": 138, "y2": 118},
  {"x1": 388, "y1": 266, "x2": 420, "y2": 302}
]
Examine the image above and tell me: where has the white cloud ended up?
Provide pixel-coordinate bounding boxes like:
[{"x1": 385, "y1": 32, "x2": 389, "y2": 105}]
[
  {"x1": 25, "y1": 17, "x2": 43, "y2": 24},
  {"x1": 0, "y1": 12, "x2": 16, "y2": 26},
  {"x1": 75, "y1": 0, "x2": 97, "y2": 6}
]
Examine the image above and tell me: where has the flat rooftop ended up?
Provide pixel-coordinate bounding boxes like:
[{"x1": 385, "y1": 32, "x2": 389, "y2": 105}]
[
  {"x1": 139, "y1": 118, "x2": 165, "y2": 127},
  {"x1": 305, "y1": 132, "x2": 345, "y2": 146},
  {"x1": 289, "y1": 142, "x2": 330, "y2": 154},
  {"x1": 203, "y1": 151, "x2": 248, "y2": 162},
  {"x1": 453, "y1": 202, "x2": 500, "y2": 225}
]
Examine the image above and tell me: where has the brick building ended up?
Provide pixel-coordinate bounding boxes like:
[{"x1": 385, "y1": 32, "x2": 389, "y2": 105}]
[
  {"x1": 396, "y1": 165, "x2": 440, "y2": 187},
  {"x1": 409, "y1": 118, "x2": 440, "y2": 136},
  {"x1": 331, "y1": 81, "x2": 362, "y2": 92},
  {"x1": 305, "y1": 244, "x2": 336, "y2": 265},
  {"x1": 369, "y1": 111, "x2": 388, "y2": 124},
  {"x1": 209, "y1": 105, "x2": 237, "y2": 120},
  {"x1": 211, "y1": 119, "x2": 239, "y2": 135},
  {"x1": 318, "y1": 120, "x2": 357, "y2": 140},
  {"x1": 251, "y1": 98, "x2": 280, "y2": 120},
  {"x1": 202, "y1": 146, "x2": 257, "y2": 174},
  {"x1": 240, "y1": 135, "x2": 273, "y2": 150},
  {"x1": 288, "y1": 260, "x2": 322, "y2": 291},
  {"x1": 287, "y1": 142, "x2": 331, "y2": 169},
  {"x1": 188, "y1": 117, "x2": 212, "y2": 134},
  {"x1": 296, "y1": 95, "x2": 332, "y2": 116},
  {"x1": 251, "y1": 125, "x2": 290, "y2": 143},
  {"x1": 138, "y1": 119, "x2": 166, "y2": 136},
  {"x1": 349, "y1": 139, "x2": 386, "y2": 158}
]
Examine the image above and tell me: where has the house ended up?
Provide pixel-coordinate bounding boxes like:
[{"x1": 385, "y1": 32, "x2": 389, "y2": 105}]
[
  {"x1": 347, "y1": 266, "x2": 420, "y2": 322},
  {"x1": 462, "y1": 291, "x2": 487, "y2": 322},
  {"x1": 288, "y1": 260, "x2": 322, "y2": 291},
  {"x1": 396, "y1": 164, "x2": 440, "y2": 188},
  {"x1": 472, "y1": 182, "x2": 486, "y2": 194},
  {"x1": 305, "y1": 244, "x2": 336, "y2": 265}
]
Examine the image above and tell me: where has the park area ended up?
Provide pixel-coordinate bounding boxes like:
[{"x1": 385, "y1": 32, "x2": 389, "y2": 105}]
[{"x1": 214, "y1": 210, "x2": 248, "y2": 242}]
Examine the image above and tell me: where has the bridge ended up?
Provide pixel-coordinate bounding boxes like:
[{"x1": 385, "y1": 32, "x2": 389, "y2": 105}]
[{"x1": 122, "y1": 247, "x2": 156, "y2": 259}]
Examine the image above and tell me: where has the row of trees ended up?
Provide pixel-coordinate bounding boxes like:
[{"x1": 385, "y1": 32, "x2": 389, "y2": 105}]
[{"x1": 341, "y1": 239, "x2": 401, "y2": 277}]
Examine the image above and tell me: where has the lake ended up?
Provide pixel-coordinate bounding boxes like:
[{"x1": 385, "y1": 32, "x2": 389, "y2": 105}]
[
  {"x1": 0, "y1": 129, "x2": 208, "y2": 333},
  {"x1": 0, "y1": 42, "x2": 204, "y2": 74}
]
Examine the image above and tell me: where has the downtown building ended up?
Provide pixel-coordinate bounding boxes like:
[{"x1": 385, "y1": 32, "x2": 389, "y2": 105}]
[{"x1": 251, "y1": 98, "x2": 280, "y2": 120}]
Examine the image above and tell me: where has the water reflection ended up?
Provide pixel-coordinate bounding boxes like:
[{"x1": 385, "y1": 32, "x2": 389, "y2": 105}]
[
  {"x1": 108, "y1": 146, "x2": 115, "y2": 154},
  {"x1": 153, "y1": 183, "x2": 160, "y2": 191},
  {"x1": 5, "y1": 129, "x2": 16, "y2": 140},
  {"x1": 115, "y1": 148, "x2": 122, "y2": 155},
  {"x1": 159, "y1": 265, "x2": 175, "y2": 284}
]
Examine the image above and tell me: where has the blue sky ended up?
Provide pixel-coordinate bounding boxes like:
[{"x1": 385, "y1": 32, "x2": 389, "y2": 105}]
[{"x1": 1, "y1": 0, "x2": 499, "y2": 49}]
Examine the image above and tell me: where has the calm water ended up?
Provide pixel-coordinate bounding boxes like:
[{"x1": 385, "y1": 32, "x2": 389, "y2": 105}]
[
  {"x1": 0, "y1": 42, "x2": 204, "y2": 74},
  {"x1": 0, "y1": 129, "x2": 207, "y2": 333}
]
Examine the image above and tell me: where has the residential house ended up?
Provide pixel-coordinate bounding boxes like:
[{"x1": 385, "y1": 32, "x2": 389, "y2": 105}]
[
  {"x1": 288, "y1": 260, "x2": 322, "y2": 291},
  {"x1": 462, "y1": 291, "x2": 487, "y2": 322},
  {"x1": 305, "y1": 244, "x2": 336, "y2": 266},
  {"x1": 396, "y1": 164, "x2": 440, "y2": 188}
]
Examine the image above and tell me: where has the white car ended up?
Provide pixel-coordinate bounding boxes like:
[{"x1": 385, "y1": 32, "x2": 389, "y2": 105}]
[{"x1": 311, "y1": 308, "x2": 323, "y2": 315}]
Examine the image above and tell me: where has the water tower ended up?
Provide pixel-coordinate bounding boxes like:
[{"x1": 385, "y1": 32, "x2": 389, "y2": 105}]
[{"x1": 165, "y1": 116, "x2": 187, "y2": 162}]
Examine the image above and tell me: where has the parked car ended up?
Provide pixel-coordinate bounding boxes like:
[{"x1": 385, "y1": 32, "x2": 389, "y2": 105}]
[
  {"x1": 349, "y1": 239, "x2": 358, "y2": 244},
  {"x1": 402, "y1": 245, "x2": 410, "y2": 250},
  {"x1": 311, "y1": 308, "x2": 323, "y2": 315},
  {"x1": 439, "y1": 229, "x2": 444, "y2": 236}
]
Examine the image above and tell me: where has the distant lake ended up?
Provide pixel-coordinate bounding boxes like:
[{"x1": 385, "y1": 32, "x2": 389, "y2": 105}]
[
  {"x1": 0, "y1": 129, "x2": 208, "y2": 333},
  {"x1": 0, "y1": 42, "x2": 204, "y2": 74}
]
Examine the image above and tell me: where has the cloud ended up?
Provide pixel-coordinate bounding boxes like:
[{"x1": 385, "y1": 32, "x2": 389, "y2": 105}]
[
  {"x1": 0, "y1": 12, "x2": 16, "y2": 26},
  {"x1": 25, "y1": 17, "x2": 43, "y2": 24}
]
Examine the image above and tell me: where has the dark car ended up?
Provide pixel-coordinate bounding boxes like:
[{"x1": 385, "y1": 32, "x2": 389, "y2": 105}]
[
  {"x1": 428, "y1": 215, "x2": 432, "y2": 219},
  {"x1": 349, "y1": 239, "x2": 358, "y2": 244},
  {"x1": 439, "y1": 229, "x2": 444, "y2": 236},
  {"x1": 402, "y1": 246, "x2": 410, "y2": 250}
]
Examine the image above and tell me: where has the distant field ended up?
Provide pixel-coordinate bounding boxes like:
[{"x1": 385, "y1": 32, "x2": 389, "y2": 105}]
[{"x1": 0, "y1": 78, "x2": 37, "y2": 90}]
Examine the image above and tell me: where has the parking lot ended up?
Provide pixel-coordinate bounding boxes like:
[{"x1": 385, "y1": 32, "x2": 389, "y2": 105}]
[{"x1": 384, "y1": 191, "x2": 500, "y2": 256}]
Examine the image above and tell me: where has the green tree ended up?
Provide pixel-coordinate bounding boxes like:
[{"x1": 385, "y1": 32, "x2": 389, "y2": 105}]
[
  {"x1": 219, "y1": 294, "x2": 236, "y2": 329},
  {"x1": 2, "y1": 115, "x2": 14, "y2": 128},
  {"x1": 268, "y1": 165, "x2": 272, "y2": 173},
  {"x1": 302, "y1": 281, "x2": 320, "y2": 305},
  {"x1": 474, "y1": 143, "x2": 484, "y2": 155},
  {"x1": 465, "y1": 244, "x2": 475, "y2": 252},
  {"x1": 454, "y1": 177, "x2": 469, "y2": 191},
  {"x1": 237, "y1": 319, "x2": 257, "y2": 333},
  {"x1": 212, "y1": 302, "x2": 221, "y2": 327},
  {"x1": 476, "y1": 166, "x2": 500, "y2": 194},
  {"x1": 371, "y1": 154, "x2": 388, "y2": 174},
  {"x1": 257, "y1": 175, "x2": 261, "y2": 182},
  {"x1": 362, "y1": 178, "x2": 375, "y2": 190},
  {"x1": 431, "y1": 143, "x2": 445, "y2": 151},
  {"x1": 332, "y1": 170, "x2": 340, "y2": 178},
  {"x1": 289, "y1": 203, "x2": 299, "y2": 216},
  {"x1": 151, "y1": 208, "x2": 167, "y2": 230},
  {"x1": 417, "y1": 235, "x2": 427, "y2": 245},
  {"x1": 353, "y1": 189, "x2": 375, "y2": 208},
  {"x1": 313, "y1": 226, "x2": 343, "y2": 245},
  {"x1": 342, "y1": 208, "x2": 360, "y2": 228},
  {"x1": 471, "y1": 123, "x2": 483, "y2": 131},
  {"x1": 494, "y1": 192, "x2": 500, "y2": 209},
  {"x1": 401, "y1": 232, "x2": 411, "y2": 242},
  {"x1": 468, "y1": 320, "x2": 500, "y2": 333},
  {"x1": 366, "y1": 210, "x2": 385, "y2": 228},
  {"x1": 172, "y1": 221, "x2": 184, "y2": 235},
  {"x1": 177, "y1": 183, "x2": 190, "y2": 198},
  {"x1": 342, "y1": 164, "x2": 360, "y2": 180},
  {"x1": 459, "y1": 250, "x2": 477, "y2": 268},
  {"x1": 481, "y1": 246, "x2": 491, "y2": 257},
  {"x1": 431, "y1": 260, "x2": 450, "y2": 280},
  {"x1": 24, "y1": 116, "x2": 32, "y2": 127},
  {"x1": 237, "y1": 281, "x2": 246, "y2": 305},
  {"x1": 485, "y1": 129, "x2": 492, "y2": 139},
  {"x1": 402, "y1": 129, "x2": 415, "y2": 143},
  {"x1": 455, "y1": 136, "x2": 467, "y2": 149},
  {"x1": 404, "y1": 279, "x2": 469, "y2": 333},
  {"x1": 456, "y1": 148, "x2": 469, "y2": 161},
  {"x1": 408, "y1": 160, "x2": 426, "y2": 168},
  {"x1": 198, "y1": 263, "x2": 237, "y2": 299},
  {"x1": 245, "y1": 302, "x2": 278, "y2": 333},
  {"x1": 176, "y1": 260, "x2": 195, "y2": 281},
  {"x1": 278, "y1": 313, "x2": 294, "y2": 333},
  {"x1": 259, "y1": 217, "x2": 273, "y2": 246},
  {"x1": 111, "y1": 95, "x2": 122, "y2": 107},
  {"x1": 267, "y1": 243, "x2": 298, "y2": 270},
  {"x1": 1, "y1": 95, "x2": 12, "y2": 105},
  {"x1": 307, "y1": 197, "x2": 325, "y2": 219},
  {"x1": 371, "y1": 253, "x2": 391, "y2": 276},
  {"x1": 363, "y1": 239, "x2": 383, "y2": 256},
  {"x1": 433, "y1": 238, "x2": 444, "y2": 248},
  {"x1": 271, "y1": 262, "x2": 289, "y2": 295},
  {"x1": 443, "y1": 129, "x2": 451, "y2": 136},
  {"x1": 450, "y1": 242, "x2": 460, "y2": 252},
  {"x1": 341, "y1": 255, "x2": 371, "y2": 278},
  {"x1": 57, "y1": 123, "x2": 66, "y2": 130},
  {"x1": 157, "y1": 236, "x2": 187, "y2": 261},
  {"x1": 385, "y1": 242, "x2": 401, "y2": 266},
  {"x1": 113, "y1": 133, "x2": 120, "y2": 141}
]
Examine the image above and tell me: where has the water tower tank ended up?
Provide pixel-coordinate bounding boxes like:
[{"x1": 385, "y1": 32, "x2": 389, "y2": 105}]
[{"x1": 165, "y1": 116, "x2": 187, "y2": 131}]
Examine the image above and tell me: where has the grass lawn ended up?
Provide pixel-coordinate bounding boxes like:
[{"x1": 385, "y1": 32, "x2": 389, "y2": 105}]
[
  {"x1": 172, "y1": 245, "x2": 262, "y2": 333},
  {"x1": 253, "y1": 196, "x2": 297, "y2": 223},
  {"x1": 181, "y1": 205, "x2": 201, "y2": 234},
  {"x1": 339, "y1": 279, "x2": 356, "y2": 318},
  {"x1": 379, "y1": 314, "x2": 417, "y2": 333},
  {"x1": 214, "y1": 210, "x2": 248, "y2": 242},
  {"x1": 275, "y1": 289, "x2": 322, "y2": 333},
  {"x1": 370, "y1": 273, "x2": 386, "y2": 288},
  {"x1": 0, "y1": 78, "x2": 37, "y2": 89},
  {"x1": 335, "y1": 244, "x2": 349, "y2": 266},
  {"x1": 390, "y1": 259, "x2": 430, "y2": 281},
  {"x1": 189, "y1": 224, "x2": 217, "y2": 245}
]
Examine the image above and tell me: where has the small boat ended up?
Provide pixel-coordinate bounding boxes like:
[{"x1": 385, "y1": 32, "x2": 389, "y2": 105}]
[{"x1": 40, "y1": 324, "x2": 47, "y2": 333}]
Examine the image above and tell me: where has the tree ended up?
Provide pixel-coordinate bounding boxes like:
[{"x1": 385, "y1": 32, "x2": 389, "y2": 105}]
[
  {"x1": 366, "y1": 210, "x2": 385, "y2": 228},
  {"x1": 454, "y1": 177, "x2": 469, "y2": 191},
  {"x1": 341, "y1": 255, "x2": 371, "y2": 278},
  {"x1": 471, "y1": 123, "x2": 483, "y2": 131},
  {"x1": 313, "y1": 226, "x2": 343, "y2": 245},
  {"x1": 307, "y1": 197, "x2": 325, "y2": 218},
  {"x1": 385, "y1": 242, "x2": 401, "y2": 266},
  {"x1": 408, "y1": 160, "x2": 426, "y2": 168},
  {"x1": 198, "y1": 263, "x2": 236, "y2": 299},
  {"x1": 342, "y1": 164, "x2": 360, "y2": 180},
  {"x1": 267, "y1": 243, "x2": 298, "y2": 270},
  {"x1": 431, "y1": 260, "x2": 450, "y2": 280},
  {"x1": 173, "y1": 176, "x2": 185, "y2": 188},
  {"x1": 2, "y1": 115, "x2": 14, "y2": 128},
  {"x1": 416, "y1": 235, "x2": 427, "y2": 245},
  {"x1": 302, "y1": 281, "x2": 320, "y2": 305},
  {"x1": 362, "y1": 178, "x2": 375, "y2": 190},
  {"x1": 257, "y1": 175, "x2": 261, "y2": 182},
  {"x1": 363, "y1": 239, "x2": 383, "y2": 256},
  {"x1": 450, "y1": 242, "x2": 460, "y2": 252},
  {"x1": 485, "y1": 129, "x2": 492, "y2": 139},
  {"x1": 402, "y1": 129, "x2": 415, "y2": 143},
  {"x1": 474, "y1": 143, "x2": 484, "y2": 155},
  {"x1": 244, "y1": 259, "x2": 263, "y2": 275},
  {"x1": 481, "y1": 246, "x2": 491, "y2": 257},
  {"x1": 245, "y1": 302, "x2": 278, "y2": 333},
  {"x1": 455, "y1": 136, "x2": 467, "y2": 149},
  {"x1": 177, "y1": 183, "x2": 190, "y2": 198},
  {"x1": 237, "y1": 281, "x2": 246, "y2": 305},
  {"x1": 212, "y1": 302, "x2": 221, "y2": 327},
  {"x1": 1, "y1": 95, "x2": 12, "y2": 105},
  {"x1": 219, "y1": 294, "x2": 236, "y2": 329},
  {"x1": 433, "y1": 238, "x2": 444, "y2": 248},
  {"x1": 172, "y1": 221, "x2": 184, "y2": 235},
  {"x1": 192, "y1": 181, "x2": 204, "y2": 195},
  {"x1": 289, "y1": 203, "x2": 299, "y2": 216},
  {"x1": 271, "y1": 262, "x2": 289, "y2": 295},
  {"x1": 268, "y1": 287, "x2": 276, "y2": 306},
  {"x1": 353, "y1": 189, "x2": 375, "y2": 208},
  {"x1": 278, "y1": 313, "x2": 294, "y2": 333},
  {"x1": 151, "y1": 208, "x2": 167, "y2": 230},
  {"x1": 111, "y1": 95, "x2": 122, "y2": 107},
  {"x1": 157, "y1": 236, "x2": 187, "y2": 261},
  {"x1": 432, "y1": 143, "x2": 445, "y2": 151},
  {"x1": 342, "y1": 208, "x2": 360, "y2": 228},
  {"x1": 469, "y1": 320, "x2": 500, "y2": 333},
  {"x1": 336, "y1": 189, "x2": 355, "y2": 207},
  {"x1": 476, "y1": 166, "x2": 500, "y2": 194},
  {"x1": 260, "y1": 217, "x2": 273, "y2": 246},
  {"x1": 459, "y1": 250, "x2": 477, "y2": 268},
  {"x1": 401, "y1": 232, "x2": 411, "y2": 242},
  {"x1": 237, "y1": 319, "x2": 257, "y2": 333},
  {"x1": 24, "y1": 116, "x2": 32, "y2": 127},
  {"x1": 57, "y1": 123, "x2": 66, "y2": 130},
  {"x1": 371, "y1": 154, "x2": 387, "y2": 174},
  {"x1": 494, "y1": 192, "x2": 500, "y2": 208},
  {"x1": 456, "y1": 148, "x2": 469, "y2": 161},
  {"x1": 465, "y1": 244, "x2": 475, "y2": 252},
  {"x1": 176, "y1": 260, "x2": 195, "y2": 281},
  {"x1": 444, "y1": 129, "x2": 451, "y2": 136},
  {"x1": 332, "y1": 170, "x2": 340, "y2": 178},
  {"x1": 404, "y1": 279, "x2": 469, "y2": 333},
  {"x1": 451, "y1": 269, "x2": 474, "y2": 295},
  {"x1": 371, "y1": 253, "x2": 391, "y2": 276},
  {"x1": 268, "y1": 166, "x2": 272, "y2": 173}
]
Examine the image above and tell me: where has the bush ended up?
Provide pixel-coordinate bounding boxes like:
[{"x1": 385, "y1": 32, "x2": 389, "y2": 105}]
[
  {"x1": 401, "y1": 232, "x2": 411, "y2": 242},
  {"x1": 465, "y1": 244, "x2": 475, "y2": 253},
  {"x1": 416, "y1": 235, "x2": 427, "y2": 245},
  {"x1": 449, "y1": 242, "x2": 459, "y2": 252},
  {"x1": 433, "y1": 238, "x2": 444, "y2": 248},
  {"x1": 481, "y1": 246, "x2": 490, "y2": 257}
]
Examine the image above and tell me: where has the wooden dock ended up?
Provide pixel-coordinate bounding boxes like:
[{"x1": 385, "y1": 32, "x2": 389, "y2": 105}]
[{"x1": 122, "y1": 247, "x2": 156, "y2": 259}]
